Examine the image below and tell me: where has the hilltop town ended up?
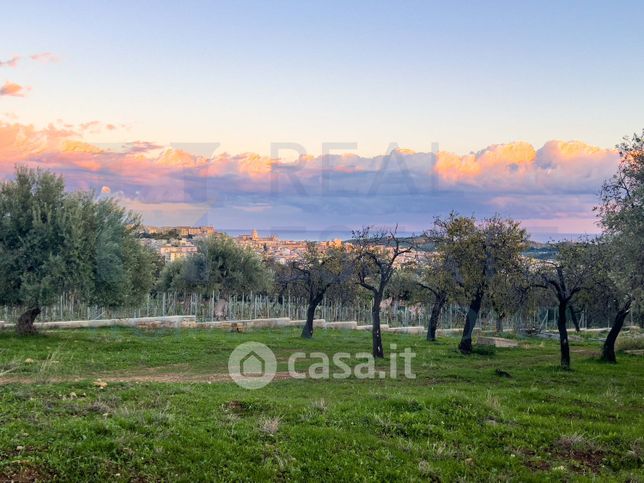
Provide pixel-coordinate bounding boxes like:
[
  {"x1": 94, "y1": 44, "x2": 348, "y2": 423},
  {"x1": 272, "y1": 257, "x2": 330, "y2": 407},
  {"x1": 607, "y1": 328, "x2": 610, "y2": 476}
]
[
  {"x1": 137, "y1": 225, "x2": 550, "y2": 266},
  {"x1": 138, "y1": 226, "x2": 347, "y2": 264}
]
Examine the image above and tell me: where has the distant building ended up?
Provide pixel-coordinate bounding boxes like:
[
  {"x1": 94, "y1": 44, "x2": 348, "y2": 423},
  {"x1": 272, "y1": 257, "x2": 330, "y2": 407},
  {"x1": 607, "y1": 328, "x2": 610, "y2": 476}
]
[
  {"x1": 158, "y1": 239, "x2": 198, "y2": 262},
  {"x1": 140, "y1": 226, "x2": 351, "y2": 265},
  {"x1": 238, "y1": 229, "x2": 278, "y2": 243},
  {"x1": 177, "y1": 226, "x2": 216, "y2": 237},
  {"x1": 139, "y1": 225, "x2": 215, "y2": 238}
]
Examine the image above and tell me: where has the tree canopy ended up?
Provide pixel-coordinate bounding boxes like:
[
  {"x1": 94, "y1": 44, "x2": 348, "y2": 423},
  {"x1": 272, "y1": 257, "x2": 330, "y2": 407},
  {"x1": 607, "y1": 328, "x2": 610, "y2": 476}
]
[
  {"x1": 429, "y1": 214, "x2": 528, "y2": 353},
  {"x1": 158, "y1": 234, "x2": 271, "y2": 298},
  {"x1": 598, "y1": 131, "x2": 644, "y2": 309},
  {"x1": 595, "y1": 131, "x2": 644, "y2": 361},
  {"x1": 352, "y1": 226, "x2": 413, "y2": 358},
  {"x1": 0, "y1": 167, "x2": 157, "y2": 334},
  {"x1": 277, "y1": 243, "x2": 354, "y2": 338}
]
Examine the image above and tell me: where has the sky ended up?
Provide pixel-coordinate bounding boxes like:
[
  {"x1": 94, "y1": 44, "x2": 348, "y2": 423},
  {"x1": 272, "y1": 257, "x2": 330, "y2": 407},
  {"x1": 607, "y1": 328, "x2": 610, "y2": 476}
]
[{"x1": 1, "y1": 1, "x2": 643, "y2": 238}]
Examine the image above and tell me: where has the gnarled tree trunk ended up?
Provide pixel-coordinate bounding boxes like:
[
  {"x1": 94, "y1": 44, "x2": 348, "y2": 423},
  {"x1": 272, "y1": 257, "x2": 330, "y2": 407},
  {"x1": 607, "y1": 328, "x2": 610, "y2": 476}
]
[
  {"x1": 426, "y1": 294, "x2": 446, "y2": 341},
  {"x1": 601, "y1": 302, "x2": 631, "y2": 363},
  {"x1": 372, "y1": 292, "x2": 384, "y2": 358},
  {"x1": 495, "y1": 312, "x2": 506, "y2": 334},
  {"x1": 557, "y1": 301, "x2": 571, "y2": 369},
  {"x1": 16, "y1": 308, "x2": 41, "y2": 336},
  {"x1": 301, "y1": 293, "x2": 324, "y2": 339},
  {"x1": 569, "y1": 305, "x2": 581, "y2": 332},
  {"x1": 459, "y1": 288, "x2": 484, "y2": 354}
]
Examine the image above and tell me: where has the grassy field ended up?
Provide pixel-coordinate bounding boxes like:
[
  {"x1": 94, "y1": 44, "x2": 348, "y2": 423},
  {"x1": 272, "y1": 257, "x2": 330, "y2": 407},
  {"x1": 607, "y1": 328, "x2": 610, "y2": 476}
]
[{"x1": 0, "y1": 327, "x2": 642, "y2": 481}]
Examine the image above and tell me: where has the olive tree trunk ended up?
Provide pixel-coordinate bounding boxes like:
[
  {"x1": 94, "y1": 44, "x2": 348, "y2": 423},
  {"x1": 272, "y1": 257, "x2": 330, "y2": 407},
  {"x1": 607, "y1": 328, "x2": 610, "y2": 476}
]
[
  {"x1": 459, "y1": 289, "x2": 484, "y2": 354},
  {"x1": 557, "y1": 301, "x2": 571, "y2": 369},
  {"x1": 601, "y1": 302, "x2": 631, "y2": 363},
  {"x1": 570, "y1": 305, "x2": 581, "y2": 332},
  {"x1": 16, "y1": 308, "x2": 41, "y2": 336},
  {"x1": 495, "y1": 312, "x2": 506, "y2": 334},
  {"x1": 372, "y1": 292, "x2": 384, "y2": 358},
  {"x1": 301, "y1": 293, "x2": 324, "y2": 339},
  {"x1": 426, "y1": 295, "x2": 446, "y2": 342}
]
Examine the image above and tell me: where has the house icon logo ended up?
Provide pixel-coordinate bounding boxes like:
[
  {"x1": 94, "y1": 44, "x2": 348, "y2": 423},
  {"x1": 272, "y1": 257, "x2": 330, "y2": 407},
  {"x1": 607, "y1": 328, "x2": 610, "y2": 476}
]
[{"x1": 228, "y1": 342, "x2": 277, "y2": 389}]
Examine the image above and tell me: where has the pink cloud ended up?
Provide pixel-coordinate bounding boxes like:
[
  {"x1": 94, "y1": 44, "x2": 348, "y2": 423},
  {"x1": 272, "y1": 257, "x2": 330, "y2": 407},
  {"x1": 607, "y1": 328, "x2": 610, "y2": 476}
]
[
  {"x1": 79, "y1": 120, "x2": 102, "y2": 132},
  {"x1": 29, "y1": 52, "x2": 58, "y2": 63},
  {"x1": 0, "y1": 56, "x2": 21, "y2": 68},
  {"x1": 0, "y1": 52, "x2": 58, "y2": 68},
  {"x1": 435, "y1": 141, "x2": 541, "y2": 183},
  {"x1": 124, "y1": 141, "x2": 163, "y2": 154},
  {"x1": 78, "y1": 120, "x2": 127, "y2": 134},
  {"x1": 0, "y1": 121, "x2": 622, "y2": 233},
  {"x1": 433, "y1": 140, "x2": 618, "y2": 192},
  {"x1": 532, "y1": 140, "x2": 617, "y2": 190},
  {"x1": 0, "y1": 81, "x2": 29, "y2": 97},
  {"x1": 0, "y1": 122, "x2": 620, "y2": 193}
]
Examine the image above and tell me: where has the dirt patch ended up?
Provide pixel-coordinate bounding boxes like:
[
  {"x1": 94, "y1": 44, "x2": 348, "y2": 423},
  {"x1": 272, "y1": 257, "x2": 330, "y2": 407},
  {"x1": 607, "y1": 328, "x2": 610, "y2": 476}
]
[
  {"x1": 553, "y1": 447, "x2": 606, "y2": 473},
  {"x1": 517, "y1": 444, "x2": 606, "y2": 474},
  {"x1": 0, "y1": 370, "x2": 294, "y2": 385},
  {"x1": 524, "y1": 458, "x2": 551, "y2": 472},
  {"x1": 225, "y1": 400, "x2": 248, "y2": 412},
  {"x1": 0, "y1": 460, "x2": 54, "y2": 482},
  {"x1": 551, "y1": 436, "x2": 607, "y2": 473},
  {"x1": 517, "y1": 448, "x2": 552, "y2": 472},
  {"x1": 570, "y1": 348, "x2": 599, "y2": 356}
]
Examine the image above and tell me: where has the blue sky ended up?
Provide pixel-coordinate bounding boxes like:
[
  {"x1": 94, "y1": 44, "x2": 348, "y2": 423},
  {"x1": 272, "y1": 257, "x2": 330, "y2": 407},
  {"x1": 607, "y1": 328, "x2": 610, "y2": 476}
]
[
  {"x1": 3, "y1": 0, "x2": 643, "y2": 154},
  {"x1": 1, "y1": 1, "x2": 643, "y2": 236}
]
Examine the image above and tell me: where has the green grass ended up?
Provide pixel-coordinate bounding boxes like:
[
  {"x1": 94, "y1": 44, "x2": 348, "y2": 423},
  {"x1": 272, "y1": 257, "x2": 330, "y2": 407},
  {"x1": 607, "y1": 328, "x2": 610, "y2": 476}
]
[{"x1": 0, "y1": 328, "x2": 642, "y2": 481}]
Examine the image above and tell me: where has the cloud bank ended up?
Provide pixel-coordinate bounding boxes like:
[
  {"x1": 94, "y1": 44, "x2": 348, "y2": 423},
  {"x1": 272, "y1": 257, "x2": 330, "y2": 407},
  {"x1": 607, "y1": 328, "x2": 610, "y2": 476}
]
[{"x1": 0, "y1": 121, "x2": 619, "y2": 236}]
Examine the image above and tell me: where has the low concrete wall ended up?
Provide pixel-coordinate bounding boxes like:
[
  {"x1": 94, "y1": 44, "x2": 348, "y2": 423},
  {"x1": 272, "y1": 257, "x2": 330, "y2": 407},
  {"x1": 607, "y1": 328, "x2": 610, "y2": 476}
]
[
  {"x1": 356, "y1": 324, "x2": 390, "y2": 332},
  {"x1": 287, "y1": 319, "x2": 326, "y2": 328},
  {"x1": 0, "y1": 315, "x2": 431, "y2": 337},
  {"x1": 434, "y1": 328, "x2": 485, "y2": 335},
  {"x1": 477, "y1": 336, "x2": 519, "y2": 348},
  {"x1": 324, "y1": 321, "x2": 358, "y2": 330},
  {"x1": 204, "y1": 321, "x2": 245, "y2": 331},
  {"x1": 624, "y1": 349, "x2": 644, "y2": 356},
  {"x1": 205, "y1": 317, "x2": 291, "y2": 330},
  {"x1": 0, "y1": 316, "x2": 197, "y2": 330},
  {"x1": 388, "y1": 326, "x2": 425, "y2": 335},
  {"x1": 542, "y1": 326, "x2": 639, "y2": 333},
  {"x1": 246, "y1": 318, "x2": 291, "y2": 329}
]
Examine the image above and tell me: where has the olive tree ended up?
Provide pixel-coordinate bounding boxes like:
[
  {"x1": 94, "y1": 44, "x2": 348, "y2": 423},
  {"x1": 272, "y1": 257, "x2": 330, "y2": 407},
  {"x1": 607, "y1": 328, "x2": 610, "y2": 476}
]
[
  {"x1": 414, "y1": 254, "x2": 457, "y2": 341},
  {"x1": 596, "y1": 130, "x2": 644, "y2": 361},
  {"x1": 429, "y1": 214, "x2": 527, "y2": 353},
  {"x1": 158, "y1": 234, "x2": 271, "y2": 300},
  {"x1": 487, "y1": 259, "x2": 532, "y2": 334},
  {"x1": 279, "y1": 243, "x2": 354, "y2": 338},
  {"x1": 580, "y1": 240, "x2": 634, "y2": 362},
  {"x1": 534, "y1": 240, "x2": 602, "y2": 369},
  {"x1": 0, "y1": 167, "x2": 156, "y2": 335},
  {"x1": 352, "y1": 226, "x2": 413, "y2": 358}
]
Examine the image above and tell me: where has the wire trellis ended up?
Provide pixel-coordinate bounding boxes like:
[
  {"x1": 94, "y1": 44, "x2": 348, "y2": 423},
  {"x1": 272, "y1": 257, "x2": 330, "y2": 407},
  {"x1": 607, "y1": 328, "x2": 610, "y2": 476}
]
[{"x1": 2, "y1": 292, "x2": 627, "y2": 330}]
